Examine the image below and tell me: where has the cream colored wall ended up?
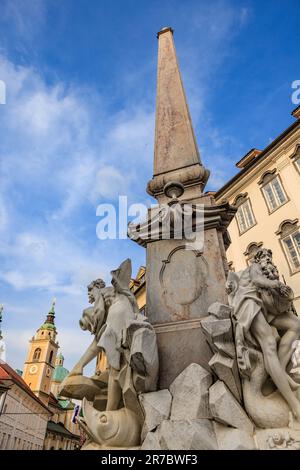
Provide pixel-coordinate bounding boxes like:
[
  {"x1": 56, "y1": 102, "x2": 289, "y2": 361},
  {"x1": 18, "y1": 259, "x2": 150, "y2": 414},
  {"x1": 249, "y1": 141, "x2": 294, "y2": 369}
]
[
  {"x1": 136, "y1": 286, "x2": 146, "y2": 310},
  {"x1": 216, "y1": 127, "x2": 300, "y2": 313},
  {"x1": 44, "y1": 433, "x2": 77, "y2": 450},
  {"x1": 0, "y1": 384, "x2": 49, "y2": 450}
]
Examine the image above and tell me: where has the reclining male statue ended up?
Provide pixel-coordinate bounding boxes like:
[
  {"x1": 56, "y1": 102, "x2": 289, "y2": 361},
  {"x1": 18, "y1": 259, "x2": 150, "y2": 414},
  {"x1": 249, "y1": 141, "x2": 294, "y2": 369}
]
[{"x1": 227, "y1": 248, "x2": 300, "y2": 427}]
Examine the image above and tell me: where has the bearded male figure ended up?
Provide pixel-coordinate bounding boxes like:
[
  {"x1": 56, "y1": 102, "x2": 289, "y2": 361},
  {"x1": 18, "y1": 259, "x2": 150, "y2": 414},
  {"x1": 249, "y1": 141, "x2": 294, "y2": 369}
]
[
  {"x1": 227, "y1": 248, "x2": 300, "y2": 423},
  {"x1": 63, "y1": 259, "x2": 158, "y2": 413}
]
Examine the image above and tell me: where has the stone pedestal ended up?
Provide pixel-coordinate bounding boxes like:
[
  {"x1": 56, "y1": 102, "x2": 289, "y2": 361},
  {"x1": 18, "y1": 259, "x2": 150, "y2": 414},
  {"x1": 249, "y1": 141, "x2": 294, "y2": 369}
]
[
  {"x1": 130, "y1": 196, "x2": 235, "y2": 389},
  {"x1": 129, "y1": 27, "x2": 236, "y2": 390}
]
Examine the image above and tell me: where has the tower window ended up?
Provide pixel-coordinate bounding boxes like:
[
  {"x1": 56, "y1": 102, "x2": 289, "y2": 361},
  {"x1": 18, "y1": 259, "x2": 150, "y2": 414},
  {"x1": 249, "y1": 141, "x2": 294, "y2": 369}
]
[
  {"x1": 33, "y1": 348, "x2": 41, "y2": 361},
  {"x1": 49, "y1": 350, "x2": 54, "y2": 364}
]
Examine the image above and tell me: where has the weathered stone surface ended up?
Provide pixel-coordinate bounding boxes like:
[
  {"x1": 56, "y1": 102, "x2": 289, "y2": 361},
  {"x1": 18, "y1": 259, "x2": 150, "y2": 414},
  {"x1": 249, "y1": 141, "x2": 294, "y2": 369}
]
[
  {"x1": 209, "y1": 352, "x2": 242, "y2": 402},
  {"x1": 214, "y1": 422, "x2": 256, "y2": 450},
  {"x1": 59, "y1": 375, "x2": 103, "y2": 401},
  {"x1": 209, "y1": 381, "x2": 253, "y2": 433},
  {"x1": 130, "y1": 326, "x2": 159, "y2": 392},
  {"x1": 170, "y1": 363, "x2": 212, "y2": 420},
  {"x1": 122, "y1": 366, "x2": 144, "y2": 423},
  {"x1": 255, "y1": 427, "x2": 300, "y2": 450},
  {"x1": 159, "y1": 419, "x2": 218, "y2": 450},
  {"x1": 139, "y1": 389, "x2": 172, "y2": 439},
  {"x1": 208, "y1": 302, "x2": 232, "y2": 320},
  {"x1": 201, "y1": 316, "x2": 235, "y2": 358},
  {"x1": 141, "y1": 431, "x2": 162, "y2": 450},
  {"x1": 155, "y1": 319, "x2": 213, "y2": 389}
]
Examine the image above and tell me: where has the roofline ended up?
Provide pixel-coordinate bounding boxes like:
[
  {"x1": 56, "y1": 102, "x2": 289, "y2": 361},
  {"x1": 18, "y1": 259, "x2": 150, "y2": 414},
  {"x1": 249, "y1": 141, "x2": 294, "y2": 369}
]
[
  {"x1": 235, "y1": 147, "x2": 259, "y2": 167},
  {"x1": 46, "y1": 420, "x2": 80, "y2": 439},
  {"x1": 133, "y1": 280, "x2": 146, "y2": 296},
  {"x1": 292, "y1": 104, "x2": 300, "y2": 118},
  {"x1": 0, "y1": 364, "x2": 52, "y2": 414},
  {"x1": 215, "y1": 118, "x2": 300, "y2": 200}
]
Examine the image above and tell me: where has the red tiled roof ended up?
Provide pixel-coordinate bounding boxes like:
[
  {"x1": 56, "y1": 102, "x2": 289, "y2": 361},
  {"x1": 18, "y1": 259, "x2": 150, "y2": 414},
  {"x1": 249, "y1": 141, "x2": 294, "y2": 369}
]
[{"x1": 0, "y1": 362, "x2": 52, "y2": 414}]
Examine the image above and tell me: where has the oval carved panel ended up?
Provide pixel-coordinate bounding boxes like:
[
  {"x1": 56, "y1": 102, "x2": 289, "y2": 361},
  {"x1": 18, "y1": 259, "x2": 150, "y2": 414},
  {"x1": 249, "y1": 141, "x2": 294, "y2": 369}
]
[{"x1": 159, "y1": 246, "x2": 208, "y2": 317}]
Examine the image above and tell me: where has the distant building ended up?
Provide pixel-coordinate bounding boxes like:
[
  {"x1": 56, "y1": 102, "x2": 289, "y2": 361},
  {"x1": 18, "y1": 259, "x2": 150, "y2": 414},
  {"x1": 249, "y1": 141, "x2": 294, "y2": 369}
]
[
  {"x1": 51, "y1": 353, "x2": 69, "y2": 397},
  {"x1": 215, "y1": 106, "x2": 300, "y2": 313},
  {"x1": 22, "y1": 300, "x2": 59, "y2": 406},
  {"x1": 21, "y1": 300, "x2": 81, "y2": 450},
  {"x1": 129, "y1": 266, "x2": 146, "y2": 314},
  {"x1": 44, "y1": 393, "x2": 80, "y2": 450},
  {"x1": 0, "y1": 362, "x2": 51, "y2": 450}
]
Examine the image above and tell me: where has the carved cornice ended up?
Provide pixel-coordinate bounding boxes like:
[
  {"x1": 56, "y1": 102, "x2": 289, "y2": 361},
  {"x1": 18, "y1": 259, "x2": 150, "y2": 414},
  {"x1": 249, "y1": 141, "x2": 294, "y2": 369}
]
[
  {"x1": 128, "y1": 201, "x2": 236, "y2": 248},
  {"x1": 147, "y1": 163, "x2": 210, "y2": 198}
]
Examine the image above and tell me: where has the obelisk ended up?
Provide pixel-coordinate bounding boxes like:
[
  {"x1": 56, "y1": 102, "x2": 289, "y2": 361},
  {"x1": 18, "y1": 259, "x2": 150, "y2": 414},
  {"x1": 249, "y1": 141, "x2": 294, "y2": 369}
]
[
  {"x1": 130, "y1": 28, "x2": 236, "y2": 389},
  {"x1": 147, "y1": 27, "x2": 210, "y2": 203}
]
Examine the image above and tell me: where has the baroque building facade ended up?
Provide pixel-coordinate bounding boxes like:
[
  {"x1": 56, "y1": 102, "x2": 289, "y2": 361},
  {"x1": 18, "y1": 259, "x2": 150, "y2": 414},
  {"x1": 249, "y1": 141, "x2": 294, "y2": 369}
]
[
  {"x1": 0, "y1": 362, "x2": 51, "y2": 450},
  {"x1": 215, "y1": 105, "x2": 300, "y2": 314}
]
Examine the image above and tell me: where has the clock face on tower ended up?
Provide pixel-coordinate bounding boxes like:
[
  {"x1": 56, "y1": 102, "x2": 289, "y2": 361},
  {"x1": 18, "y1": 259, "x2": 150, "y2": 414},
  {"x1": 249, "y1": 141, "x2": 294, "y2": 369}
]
[{"x1": 29, "y1": 364, "x2": 38, "y2": 374}]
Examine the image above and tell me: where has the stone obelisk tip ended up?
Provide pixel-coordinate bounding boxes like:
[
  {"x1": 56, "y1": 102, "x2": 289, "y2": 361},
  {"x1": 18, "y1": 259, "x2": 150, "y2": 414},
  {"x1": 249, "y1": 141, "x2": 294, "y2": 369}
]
[
  {"x1": 156, "y1": 27, "x2": 174, "y2": 38},
  {"x1": 148, "y1": 27, "x2": 209, "y2": 202}
]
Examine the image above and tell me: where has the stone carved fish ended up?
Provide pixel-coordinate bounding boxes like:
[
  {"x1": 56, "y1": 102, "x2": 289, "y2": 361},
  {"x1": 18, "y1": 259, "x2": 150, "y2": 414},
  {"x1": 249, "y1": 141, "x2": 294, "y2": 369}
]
[{"x1": 79, "y1": 398, "x2": 141, "y2": 448}]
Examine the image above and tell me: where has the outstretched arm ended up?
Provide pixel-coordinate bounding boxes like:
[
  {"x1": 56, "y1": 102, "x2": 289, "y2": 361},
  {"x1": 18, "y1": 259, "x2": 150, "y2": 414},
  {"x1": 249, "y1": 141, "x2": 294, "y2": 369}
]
[{"x1": 68, "y1": 337, "x2": 100, "y2": 376}]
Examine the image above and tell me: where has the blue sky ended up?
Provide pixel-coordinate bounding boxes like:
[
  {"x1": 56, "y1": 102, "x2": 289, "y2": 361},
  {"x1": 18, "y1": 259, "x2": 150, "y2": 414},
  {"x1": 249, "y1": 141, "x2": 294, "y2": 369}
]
[{"x1": 0, "y1": 0, "x2": 300, "y2": 371}]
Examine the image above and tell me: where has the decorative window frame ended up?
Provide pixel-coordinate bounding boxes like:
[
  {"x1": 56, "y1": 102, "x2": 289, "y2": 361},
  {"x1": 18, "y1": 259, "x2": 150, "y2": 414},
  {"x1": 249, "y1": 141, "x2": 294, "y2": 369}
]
[
  {"x1": 233, "y1": 193, "x2": 257, "y2": 236},
  {"x1": 276, "y1": 219, "x2": 300, "y2": 276},
  {"x1": 258, "y1": 169, "x2": 289, "y2": 214},
  {"x1": 33, "y1": 347, "x2": 41, "y2": 362},
  {"x1": 244, "y1": 241, "x2": 263, "y2": 265},
  {"x1": 290, "y1": 144, "x2": 300, "y2": 176}
]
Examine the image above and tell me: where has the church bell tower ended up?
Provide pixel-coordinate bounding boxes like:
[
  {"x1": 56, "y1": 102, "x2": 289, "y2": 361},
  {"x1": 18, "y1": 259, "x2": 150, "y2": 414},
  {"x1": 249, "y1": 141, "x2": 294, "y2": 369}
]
[{"x1": 22, "y1": 299, "x2": 59, "y2": 406}]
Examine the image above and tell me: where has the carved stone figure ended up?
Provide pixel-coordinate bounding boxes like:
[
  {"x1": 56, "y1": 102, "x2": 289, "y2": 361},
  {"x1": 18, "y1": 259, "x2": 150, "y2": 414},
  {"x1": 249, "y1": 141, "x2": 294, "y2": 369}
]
[
  {"x1": 60, "y1": 259, "x2": 159, "y2": 448},
  {"x1": 227, "y1": 248, "x2": 300, "y2": 427}
]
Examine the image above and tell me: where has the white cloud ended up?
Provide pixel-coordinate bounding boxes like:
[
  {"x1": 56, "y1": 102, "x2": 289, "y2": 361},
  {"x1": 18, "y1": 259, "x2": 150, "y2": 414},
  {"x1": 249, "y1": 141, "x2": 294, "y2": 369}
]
[
  {"x1": 0, "y1": 0, "x2": 250, "y2": 370},
  {"x1": 5, "y1": 327, "x2": 95, "y2": 374},
  {"x1": 1, "y1": 0, "x2": 46, "y2": 43}
]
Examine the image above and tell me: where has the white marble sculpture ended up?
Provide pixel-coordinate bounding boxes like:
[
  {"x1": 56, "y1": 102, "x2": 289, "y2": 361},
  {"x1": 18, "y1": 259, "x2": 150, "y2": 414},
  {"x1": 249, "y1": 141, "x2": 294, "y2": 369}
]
[
  {"x1": 227, "y1": 248, "x2": 300, "y2": 427},
  {"x1": 61, "y1": 259, "x2": 159, "y2": 448}
]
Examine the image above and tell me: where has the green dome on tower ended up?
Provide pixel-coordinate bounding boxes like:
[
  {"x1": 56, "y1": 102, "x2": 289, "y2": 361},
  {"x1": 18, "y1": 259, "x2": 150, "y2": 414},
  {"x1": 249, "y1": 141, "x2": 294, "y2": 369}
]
[{"x1": 39, "y1": 298, "x2": 57, "y2": 332}]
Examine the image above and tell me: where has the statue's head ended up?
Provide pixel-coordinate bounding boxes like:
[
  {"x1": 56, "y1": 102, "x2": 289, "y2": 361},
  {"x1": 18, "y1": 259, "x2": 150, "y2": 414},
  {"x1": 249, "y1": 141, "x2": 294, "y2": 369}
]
[
  {"x1": 87, "y1": 279, "x2": 106, "y2": 304},
  {"x1": 254, "y1": 248, "x2": 279, "y2": 279},
  {"x1": 254, "y1": 248, "x2": 273, "y2": 264}
]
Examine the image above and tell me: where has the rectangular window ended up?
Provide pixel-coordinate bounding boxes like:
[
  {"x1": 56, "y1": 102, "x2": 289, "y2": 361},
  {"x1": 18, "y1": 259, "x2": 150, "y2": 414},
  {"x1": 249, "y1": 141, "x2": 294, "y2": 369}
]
[
  {"x1": 283, "y1": 230, "x2": 300, "y2": 271},
  {"x1": 263, "y1": 176, "x2": 287, "y2": 212},
  {"x1": 236, "y1": 200, "x2": 255, "y2": 233},
  {"x1": 295, "y1": 157, "x2": 300, "y2": 173}
]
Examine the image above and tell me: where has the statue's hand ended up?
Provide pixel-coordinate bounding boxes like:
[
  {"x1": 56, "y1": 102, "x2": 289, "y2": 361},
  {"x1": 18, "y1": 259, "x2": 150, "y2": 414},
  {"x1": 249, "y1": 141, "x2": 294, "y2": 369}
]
[
  {"x1": 276, "y1": 283, "x2": 293, "y2": 299},
  {"x1": 102, "y1": 289, "x2": 115, "y2": 308}
]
